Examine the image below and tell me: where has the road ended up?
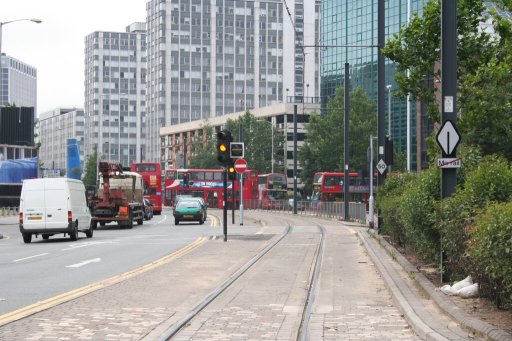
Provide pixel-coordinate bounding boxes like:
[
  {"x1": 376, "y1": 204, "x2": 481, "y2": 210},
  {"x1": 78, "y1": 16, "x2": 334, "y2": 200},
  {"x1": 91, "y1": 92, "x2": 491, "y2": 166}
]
[{"x1": 0, "y1": 207, "x2": 213, "y2": 315}]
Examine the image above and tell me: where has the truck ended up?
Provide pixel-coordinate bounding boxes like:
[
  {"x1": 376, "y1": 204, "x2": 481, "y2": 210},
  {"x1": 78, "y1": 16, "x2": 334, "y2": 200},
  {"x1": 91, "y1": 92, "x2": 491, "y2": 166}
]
[{"x1": 90, "y1": 162, "x2": 144, "y2": 229}]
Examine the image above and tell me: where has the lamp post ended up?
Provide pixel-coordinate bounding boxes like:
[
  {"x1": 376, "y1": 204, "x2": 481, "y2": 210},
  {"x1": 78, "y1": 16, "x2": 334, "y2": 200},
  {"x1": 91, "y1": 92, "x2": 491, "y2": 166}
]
[
  {"x1": 386, "y1": 85, "x2": 392, "y2": 173},
  {"x1": 0, "y1": 18, "x2": 42, "y2": 106}
]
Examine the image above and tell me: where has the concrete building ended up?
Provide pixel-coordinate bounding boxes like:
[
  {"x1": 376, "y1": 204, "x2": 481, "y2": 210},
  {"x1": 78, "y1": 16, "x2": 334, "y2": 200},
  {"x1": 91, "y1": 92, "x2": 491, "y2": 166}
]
[
  {"x1": 84, "y1": 22, "x2": 147, "y2": 168},
  {"x1": 0, "y1": 54, "x2": 37, "y2": 109},
  {"x1": 320, "y1": 0, "x2": 430, "y2": 171},
  {"x1": 160, "y1": 101, "x2": 320, "y2": 190},
  {"x1": 146, "y1": 0, "x2": 320, "y2": 162},
  {"x1": 37, "y1": 108, "x2": 86, "y2": 176}
]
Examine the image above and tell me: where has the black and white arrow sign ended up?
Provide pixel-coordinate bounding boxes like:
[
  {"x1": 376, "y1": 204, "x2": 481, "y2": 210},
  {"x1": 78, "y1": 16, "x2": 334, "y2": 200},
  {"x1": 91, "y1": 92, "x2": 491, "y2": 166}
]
[{"x1": 436, "y1": 120, "x2": 461, "y2": 156}]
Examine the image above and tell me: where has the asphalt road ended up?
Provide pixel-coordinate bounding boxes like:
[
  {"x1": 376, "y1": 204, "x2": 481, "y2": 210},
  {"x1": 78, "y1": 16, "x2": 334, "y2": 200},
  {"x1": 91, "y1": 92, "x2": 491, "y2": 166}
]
[{"x1": 0, "y1": 207, "x2": 215, "y2": 315}]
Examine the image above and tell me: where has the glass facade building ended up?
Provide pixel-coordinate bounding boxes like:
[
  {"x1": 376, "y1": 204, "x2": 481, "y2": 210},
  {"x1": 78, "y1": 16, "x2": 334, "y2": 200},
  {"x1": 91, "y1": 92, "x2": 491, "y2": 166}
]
[
  {"x1": 84, "y1": 23, "x2": 147, "y2": 168},
  {"x1": 320, "y1": 0, "x2": 428, "y2": 170},
  {"x1": 146, "y1": 0, "x2": 320, "y2": 163}
]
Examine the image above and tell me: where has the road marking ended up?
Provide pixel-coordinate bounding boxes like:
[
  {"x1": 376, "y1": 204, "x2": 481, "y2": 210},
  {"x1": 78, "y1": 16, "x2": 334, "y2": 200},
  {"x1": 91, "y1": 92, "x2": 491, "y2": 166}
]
[
  {"x1": 0, "y1": 236, "x2": 208, "y2": 327},
  {"x1": 13, "y1": 253, "x2": 49, "y2": 263},
  {"x1": 156, "y1": 215, "x2": 168, "y2": 224},
  {"x1": 66, "y1": 258, "x2": 101, "y2": 268}
]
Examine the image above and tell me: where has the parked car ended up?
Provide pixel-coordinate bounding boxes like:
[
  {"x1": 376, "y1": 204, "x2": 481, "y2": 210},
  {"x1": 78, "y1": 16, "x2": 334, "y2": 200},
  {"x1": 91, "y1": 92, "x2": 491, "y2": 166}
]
[
  {"x1": 173, "y1": 200, "x2": 205, "y2": 225},
  {"x1": 143, "y1": 198, "x2": 154, "y2": 220}
]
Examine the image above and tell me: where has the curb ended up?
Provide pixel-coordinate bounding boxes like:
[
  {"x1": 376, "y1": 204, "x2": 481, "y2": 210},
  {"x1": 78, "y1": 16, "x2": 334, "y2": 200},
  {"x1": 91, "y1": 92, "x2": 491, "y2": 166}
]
[{"x1": 367, "y1": 229, "x2": 512, "y2": 341}]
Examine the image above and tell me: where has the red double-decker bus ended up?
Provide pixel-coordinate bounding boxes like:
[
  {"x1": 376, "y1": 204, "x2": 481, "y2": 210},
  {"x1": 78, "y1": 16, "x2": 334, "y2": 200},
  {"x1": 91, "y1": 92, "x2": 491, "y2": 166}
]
[
  {"x1": 131, "y1": 162, "x2": 163, "y2": 215},
  {"x1": 311, "y1": 171, "x2": 373, "y2": 206},
  {"x1": 164, "y1": 168, "x2": 259, "y2": 209},
  {"x1": 258, "y1": 173, "x2": 288, "y2": 209}
]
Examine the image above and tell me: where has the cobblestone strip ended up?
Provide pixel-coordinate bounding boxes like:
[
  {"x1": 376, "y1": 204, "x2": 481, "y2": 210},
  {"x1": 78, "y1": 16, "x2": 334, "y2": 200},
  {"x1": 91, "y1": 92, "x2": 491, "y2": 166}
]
[{"x1": 172, "y1": 232, "x2": 320, "y2": 340}]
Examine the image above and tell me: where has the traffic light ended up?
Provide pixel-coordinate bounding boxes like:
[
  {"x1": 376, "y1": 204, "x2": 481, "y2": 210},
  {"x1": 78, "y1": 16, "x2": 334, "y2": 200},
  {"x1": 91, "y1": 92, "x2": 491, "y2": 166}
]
[
  {"x1": 183, "y1": 172, "x2": 190, "y2": 187},
  {"x1": 385, "y1": 137, "x2": 394, "y2": 165},
  {"x1": 217, "y1": 130, "x2": 232, "y2": 165},
  {"x1": 227, "y1": 160, "x2": 236, "y2": 180}
]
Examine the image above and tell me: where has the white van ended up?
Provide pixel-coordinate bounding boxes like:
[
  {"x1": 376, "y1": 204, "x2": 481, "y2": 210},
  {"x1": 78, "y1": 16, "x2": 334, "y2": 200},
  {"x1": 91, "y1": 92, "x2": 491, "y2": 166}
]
[{"x1": 19, "y1": 178, "x2": 93, "y2": 243}]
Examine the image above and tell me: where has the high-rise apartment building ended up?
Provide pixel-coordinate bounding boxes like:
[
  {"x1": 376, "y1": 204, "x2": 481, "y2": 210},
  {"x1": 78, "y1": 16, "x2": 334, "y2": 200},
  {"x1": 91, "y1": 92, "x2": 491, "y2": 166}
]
[
  {"x1": 84, "y1": 22, "x2": 147, "y2": 168},
  {"x1": 320, "y1": 0, "x2": 429, "y2": 170},
  {"x1": 37, "y1": 107, "x2": 86, "y2": 175},
  {"x1": 146, "y1": 0, "x2": 320, "y2": 163},
  {"x1": 0, "y1": 54, "x2": 37, "y2": 109}
]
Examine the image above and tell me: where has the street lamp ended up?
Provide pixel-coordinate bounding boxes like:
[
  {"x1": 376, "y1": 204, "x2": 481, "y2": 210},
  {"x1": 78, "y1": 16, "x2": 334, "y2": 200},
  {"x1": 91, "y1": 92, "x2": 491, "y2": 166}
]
[
  {"x1": 0, "y1": 18, "x2": 42, "y2": 105},
  {"x1": 386, "y1": 84, "x2": 392, "y2": 139}
]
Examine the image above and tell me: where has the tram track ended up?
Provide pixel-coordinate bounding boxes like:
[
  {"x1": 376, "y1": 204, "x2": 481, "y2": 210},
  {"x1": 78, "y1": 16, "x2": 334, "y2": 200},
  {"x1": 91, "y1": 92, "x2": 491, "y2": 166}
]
[{"x1": 157, "y1": 219, "x2": 326, "y2": 341}]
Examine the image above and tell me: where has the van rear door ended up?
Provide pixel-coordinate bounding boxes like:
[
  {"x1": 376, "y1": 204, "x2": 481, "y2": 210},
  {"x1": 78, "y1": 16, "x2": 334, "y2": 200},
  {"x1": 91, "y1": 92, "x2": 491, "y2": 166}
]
[
  {"x1": 22, "y1": 180, "x2": 47, "y2": 230},
  {"x1": 44, "y1": 180, "x2": 69, "y2": 230}
]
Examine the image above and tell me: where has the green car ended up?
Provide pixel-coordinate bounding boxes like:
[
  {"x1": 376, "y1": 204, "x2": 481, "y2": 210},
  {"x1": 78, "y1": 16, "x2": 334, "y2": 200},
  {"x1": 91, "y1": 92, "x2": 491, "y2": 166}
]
[{"x1": 173, "y1": 200, "x2": 205, "y2": 225}]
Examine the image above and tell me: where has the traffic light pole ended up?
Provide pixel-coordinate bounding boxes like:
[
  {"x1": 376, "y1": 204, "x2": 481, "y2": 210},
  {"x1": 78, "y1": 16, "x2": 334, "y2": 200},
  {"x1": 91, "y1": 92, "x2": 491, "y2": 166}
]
[{"x1": 223, "y1": 168, "x2": 228, "y2": 242}]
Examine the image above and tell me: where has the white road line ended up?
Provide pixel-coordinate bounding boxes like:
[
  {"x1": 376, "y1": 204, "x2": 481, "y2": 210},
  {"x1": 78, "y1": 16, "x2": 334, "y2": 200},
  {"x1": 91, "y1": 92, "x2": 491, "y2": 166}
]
[
  {"x1": 156, "y1": 215, "x2": 168, "y2": 224},
  {"x1": 13, "y1": 253, "x2": 49, "y2": 262},
  {"x1": 66, "y1": 258, "x2": 101, "y2": 268}
]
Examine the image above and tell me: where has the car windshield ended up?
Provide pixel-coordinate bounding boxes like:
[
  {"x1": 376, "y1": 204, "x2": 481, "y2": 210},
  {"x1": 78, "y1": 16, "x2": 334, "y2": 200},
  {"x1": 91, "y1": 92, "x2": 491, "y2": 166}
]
[{"x1": 177, "y1": 201, "x2": 200, "y2": 208}]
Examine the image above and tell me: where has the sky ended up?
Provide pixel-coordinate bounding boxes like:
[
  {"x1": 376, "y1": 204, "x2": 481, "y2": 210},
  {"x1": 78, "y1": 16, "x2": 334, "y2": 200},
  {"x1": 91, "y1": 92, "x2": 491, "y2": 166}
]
[{"x1": 1, "y1": 0, "x2": 147, "y2": 116}]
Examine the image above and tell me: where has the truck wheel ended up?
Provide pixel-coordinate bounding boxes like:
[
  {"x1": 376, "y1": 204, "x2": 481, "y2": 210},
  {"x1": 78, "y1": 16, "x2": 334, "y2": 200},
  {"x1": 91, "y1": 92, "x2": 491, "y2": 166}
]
[
  {"x1": 85, "y1": 222, "x2": 94, "y2": 238},
  {"x1": 92, "y1": 221, "x2": 98, "y2": 230},
  {"x1": 22, "y1": 233, "x2": 32, "y2": 243},
  {"x1": 137, "y1": 216, "x2": 143, "y2": 225},
  {"x1": 42, "y1": 234, "x2": 50, "y2": 240},
  {"x1": 70, "y1": 222, "x2": 79, "y2": 241},
  {"x1": 175, "y1": 219, "x2": 179, "y2": 225},
  {"x1": 100, "y1": 222, "x2": 106, "y2": 226},
  {"x1": 199, "y1": 219, "x2": 204, "y2": 225}
]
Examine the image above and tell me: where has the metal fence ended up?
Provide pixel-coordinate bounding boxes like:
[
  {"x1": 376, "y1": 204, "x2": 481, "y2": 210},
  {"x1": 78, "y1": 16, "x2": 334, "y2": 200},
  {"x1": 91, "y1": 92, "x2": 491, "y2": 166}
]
[{"x1": 241, "y1": 200, "x2": 367, "y2": 223}]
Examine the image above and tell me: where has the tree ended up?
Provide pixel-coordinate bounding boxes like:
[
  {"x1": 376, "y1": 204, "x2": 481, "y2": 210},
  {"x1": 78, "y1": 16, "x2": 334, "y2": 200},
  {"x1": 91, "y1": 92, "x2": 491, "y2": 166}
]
[
  {"x1": 382, "y1": 0, "x2": 512, "y2": 161},
  {"x1": 381, "y1": 0, "x2": 492, "y2": 122},
  {"x1": 188, "y1": 121, "x2": 219, "y2": 169},
  {"x1": 299, "y1": 87, "x2": 377, "y2": 193},
  {"x1": 82, "y1": 146, "x2": 98, "y2": 187},
  {"x1": 225, "y1": 111, "x2": 285, "y2": 174}
]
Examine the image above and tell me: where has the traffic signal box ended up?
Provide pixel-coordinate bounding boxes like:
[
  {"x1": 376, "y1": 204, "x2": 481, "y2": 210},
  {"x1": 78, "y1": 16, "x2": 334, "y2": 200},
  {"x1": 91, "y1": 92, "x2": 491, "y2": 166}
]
[
  {"x1": 227, "y1": 160, "x2": 236, "y2": 180},
  {"x1": 385, "y1": 137, "x2": 394, "y2": 166},
  {"x1": 183, "y1": 172, "x2": 190, "y2": 187},
  {"x1": 217, "y1": 130, "x2": 233, "y2": 166}
]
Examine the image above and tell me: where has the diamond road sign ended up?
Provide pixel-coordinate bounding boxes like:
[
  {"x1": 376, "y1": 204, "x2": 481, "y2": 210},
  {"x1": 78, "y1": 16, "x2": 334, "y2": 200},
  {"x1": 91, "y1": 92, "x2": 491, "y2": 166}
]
[
  {"x1": 436, "y1": 120, "x2": 461, "y2": 156},
  {"x1": 376, "y1": 159, "x2": 387, "y2": 175}
]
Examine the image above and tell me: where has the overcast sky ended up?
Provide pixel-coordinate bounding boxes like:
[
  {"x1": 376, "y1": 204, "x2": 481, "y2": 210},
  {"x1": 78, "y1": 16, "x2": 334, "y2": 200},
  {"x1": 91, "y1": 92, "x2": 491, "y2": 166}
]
[{"x1": 1, "y1": 0, "x2": 147, "y2": 116}]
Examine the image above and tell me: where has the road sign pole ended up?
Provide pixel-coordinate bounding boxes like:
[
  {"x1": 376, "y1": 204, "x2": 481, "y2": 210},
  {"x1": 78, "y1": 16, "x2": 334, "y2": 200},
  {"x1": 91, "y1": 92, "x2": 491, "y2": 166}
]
[
  {"x1": 240, "y1": 175, "x2": 244, "y2": 225},
  {"x1": 223, "y1": 168, "x2": 227, "y2": 242}
]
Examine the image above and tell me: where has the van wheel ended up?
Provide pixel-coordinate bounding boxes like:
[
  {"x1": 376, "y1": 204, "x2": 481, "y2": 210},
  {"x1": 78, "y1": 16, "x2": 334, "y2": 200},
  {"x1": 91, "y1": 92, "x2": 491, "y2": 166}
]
[
  {"x1": 70, "y1": 222, "x2": 79, "y2": 241},
  {"x1": 22, "y1": 233, "x2": 32, "y2": 243},
  {"x1": 42, "y1": 234, "x2": 50, "y2": 240},
  {"x1": 85, "y1": 223, "x2": 94, "y2": 238}
]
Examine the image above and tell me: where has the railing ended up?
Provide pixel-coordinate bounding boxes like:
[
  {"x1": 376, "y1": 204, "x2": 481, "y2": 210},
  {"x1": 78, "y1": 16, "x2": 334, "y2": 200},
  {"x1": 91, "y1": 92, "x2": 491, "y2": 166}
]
[
  {"x1": 0, "y1": 207, "x2": 19, "y2": 216},
  {"x1": 241, "y1": 200, "x2": 367, "y2": 223}
]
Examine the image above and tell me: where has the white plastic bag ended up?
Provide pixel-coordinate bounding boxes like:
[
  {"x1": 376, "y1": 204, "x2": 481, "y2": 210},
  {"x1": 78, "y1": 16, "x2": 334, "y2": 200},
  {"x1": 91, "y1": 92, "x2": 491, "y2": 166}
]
[
  {"x1": 457, "y1": 283, "x2": 479, "y2": 298},
  {"x1": 450, "y1": 275, "x2": 473, "y2": 292}
]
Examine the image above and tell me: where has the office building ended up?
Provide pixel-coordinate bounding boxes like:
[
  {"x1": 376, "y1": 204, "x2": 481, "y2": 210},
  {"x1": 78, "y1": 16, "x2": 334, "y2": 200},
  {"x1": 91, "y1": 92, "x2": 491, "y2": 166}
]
[
  {"x1": 146, "y1": 0, "x2": 320, "y2": 163},
  {"x1": 84, "y1": 22, "x2": 147, "y2": 168},
  {"x1": 37, "y1": 107, "x2": 86, "y2": 176},
  {"x1": 0, "y1": 54, "x2": 37, "y2": 109},
  {"x1": 160, "y1": 100, "x2": 320, "y2": 190},
  {"x1": 320, "y1": 0, "x2": 429, "y2": 170}
]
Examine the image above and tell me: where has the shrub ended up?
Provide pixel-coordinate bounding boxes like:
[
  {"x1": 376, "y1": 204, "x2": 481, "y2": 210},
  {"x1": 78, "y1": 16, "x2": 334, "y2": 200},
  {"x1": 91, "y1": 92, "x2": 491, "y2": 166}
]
[
  {"x1": 399, "y1": 167, "x2": 441, "y2": 263},
  {"x1": 376, "y1": 173, "x2": 416, "y2": 246},
  {"x1": 438, "y1": 155, "x2": 512, "y2": 283},
  {"x1": 467, "y1": 201, "x2": 512, "y2": 309}
]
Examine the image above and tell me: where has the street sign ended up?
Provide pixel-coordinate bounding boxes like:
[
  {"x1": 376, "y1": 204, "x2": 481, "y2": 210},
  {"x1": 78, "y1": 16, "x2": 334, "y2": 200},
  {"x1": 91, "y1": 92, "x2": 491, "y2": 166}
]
[
  {"x1": 436, "y1": 120, "x2": 461, "y2": 156},
  {"x1": 234, "y1": 158, "x2": 248, "y2": 173},
  {"x1": 376, "y1": 159, "x2": 387, "y2": 175},
  {"x1": 230, "y1": 142, "x2": 244, "y2": 158},
  {"x1": 437, "y1": 158, "x2": 461, "y2": 168}
]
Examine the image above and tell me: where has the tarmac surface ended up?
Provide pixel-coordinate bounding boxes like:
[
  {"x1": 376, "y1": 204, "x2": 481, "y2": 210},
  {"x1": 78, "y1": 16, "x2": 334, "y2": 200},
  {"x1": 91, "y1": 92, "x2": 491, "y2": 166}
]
[{"x1": 0, "y1": 210, "x2": 511, "y2": 340}]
